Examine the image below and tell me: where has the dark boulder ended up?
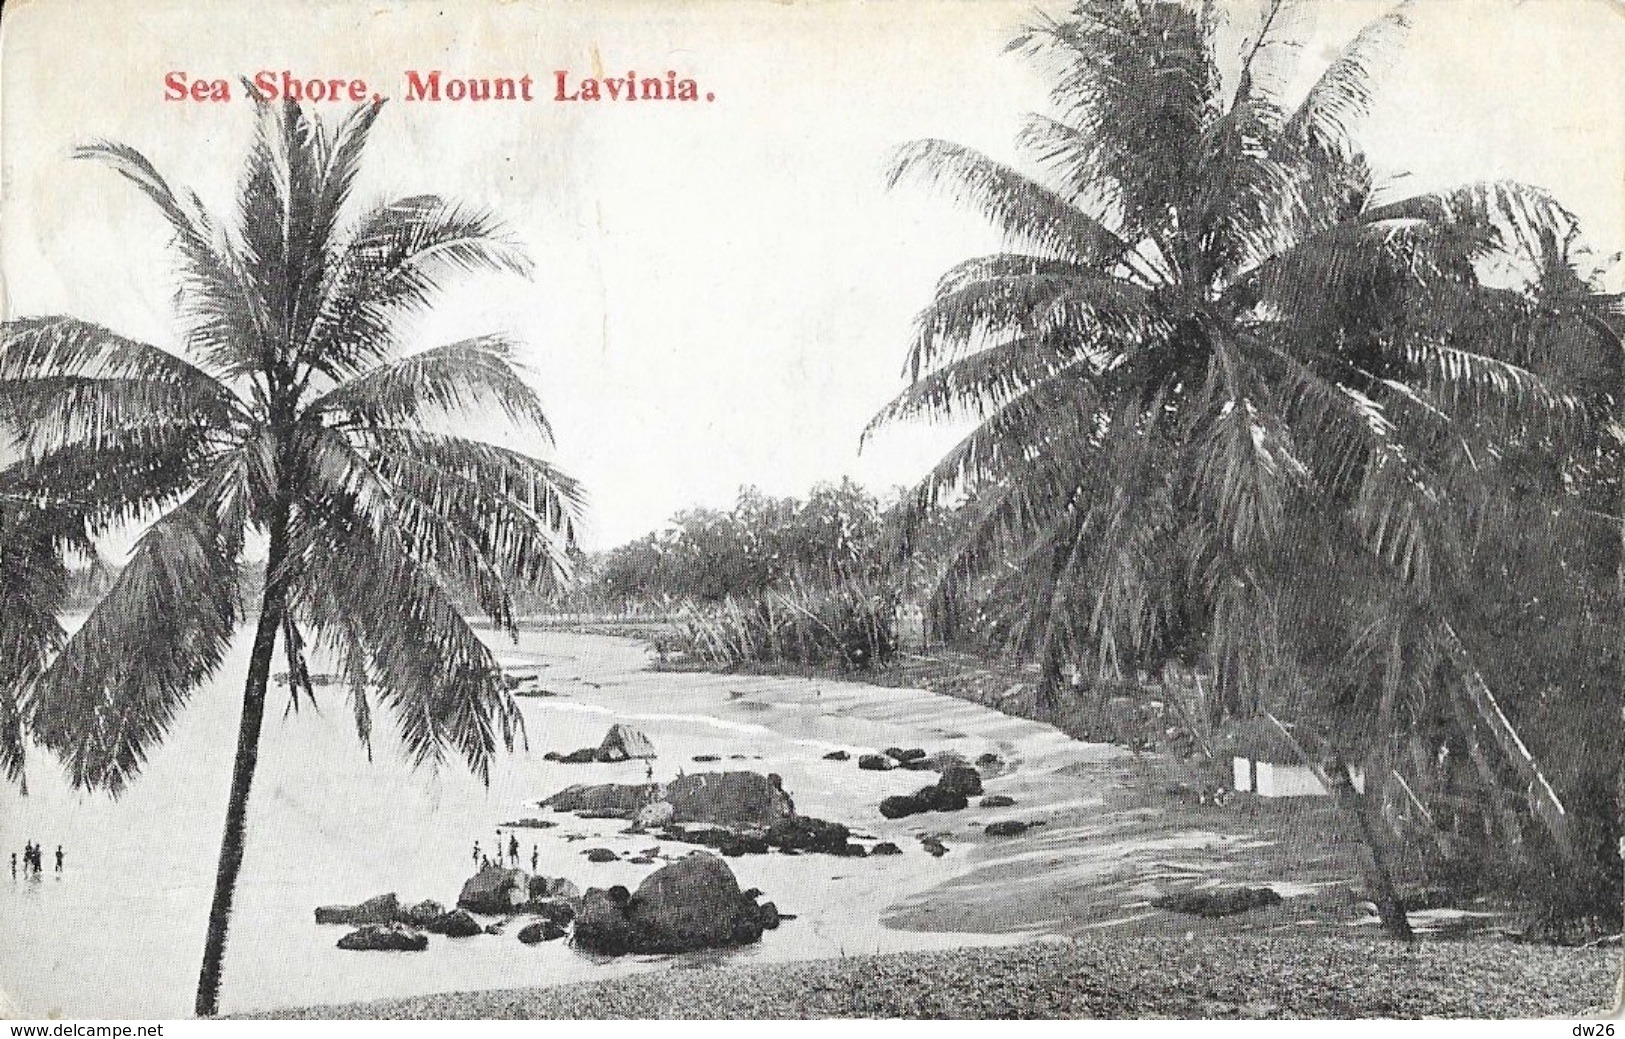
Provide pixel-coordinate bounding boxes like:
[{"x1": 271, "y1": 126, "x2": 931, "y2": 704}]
[
  {"x1": 920, "y1": 836, "x2": 949, "y2": 857},
  {"x1": 857, "y1": 754, "x2": 896, "y2": 771},
  {"x1": 572, "y1": 888, "x2": 641, "y2": 955},
  {"x1": 975, "y1": 752, "x2": 1003, "y2": 767},
  {"x1": 664, "y1": 771, "x2": 795, "y2": 828},
  {"x1": 692, "y1": 754, "x2": 721, "y2": 762},
  {"x1": 764, "y1": 816, "x2": 851, "y2": 854},
  {"x1": 1152, "y1": 886, "x2": 1283, "y2": 917},
  {"x1": 517, "y1": 919, "x2": 568, "y2": 944},
  {"x1": 522, "y1": 897, "x2": 577, "y2": 925},
  {"x1": 426, "y1": 908, "x2": 483, "y2": 938},
  {"x1": 937, "y1": 765, "x2": 983, "y2": 798},
  {"x1": 985, "y1": 820, "x2": 1031, "y2": 837},
  {"x1": 714, "y1": 831, "x2": 770, "y2": 857},
  {"x1": 914, "y1": 784, "x2": 968, "y2": 812},
  {"x1": 585, "y1": 847, "x2": 619, "y2": 863},
  {"x1": 527, "y1": 875, "x2": 577, "y2": 900},
  {"x1": 879, "y1": 794, "x2": 924, "y2": 819},
  {"x1": 402, "y1": 899, "x2": 446, "y2": 927},
  {"x1": 542, "y1": 782, "x2": 661, "y2": 819},
  {"x1": 822, "y1": 750, "x2": 850, "y2": 761},
  {"x1": 836, "y1": 842, "x2": 869, "y2": 857},
  {"x1": 979, "y1": 795, "x2": 1017, "y2": 808},
  {"x1": 336, "y1": 923, "x2": 427, "y2": 952},
  {"x1": 573, "y1": 853, "x2": 775, "y2": 955},
  {"x1": 886, "y1": 747, "x2": 927, "y2": 763},
  {"x1": 871, "y1": 841, "x2": 902, "y2": 856},
  {"x1": 596, "y1": 723, "x2": 657, "y2": 762},
  {"x1": 623, "y1": 853, "x2": 763, "y2": 953},
  {"x1": 457, "y1": 864, "x2": 530, "y2": 914},
  {"x1": 899, "y1": 759, "x2": 936, "y2": 771},
  {"x1": 315, "y1": 892, "x2": 401, "y2": 926},
  {"x1": 560, "y1": 747, "x2": 599, "y2": 764},
  {"x1": 757, "y1": 901, "x2": 781, "y2": 930}
]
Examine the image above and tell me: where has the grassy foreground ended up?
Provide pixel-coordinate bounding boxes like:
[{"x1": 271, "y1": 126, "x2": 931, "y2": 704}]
[{"x1": 271, "y1": 935, "x2": 1620, "y2": 1019}]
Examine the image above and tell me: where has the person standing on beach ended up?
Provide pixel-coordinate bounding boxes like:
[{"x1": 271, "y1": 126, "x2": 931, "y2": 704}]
[
  {"x1": 530, "y1": 845, "x2": 538, "y2": 872},
  {"x1": 508, "y1": 834, "x2": 519, "y2": 866},
  {"x1": 472, "y1": 841, "x2": 481, "y2": 867},
  {"x1": 9, "y1": 852, "x2": 15, "y2": 879},
  {"x1": 55, "y1": 846, "x2": 63, "y2": 873}
]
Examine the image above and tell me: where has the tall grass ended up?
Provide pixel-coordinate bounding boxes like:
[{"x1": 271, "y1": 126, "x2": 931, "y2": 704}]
[{"x1": 671, "y1": 580, "x2": 896, "y2": 670}]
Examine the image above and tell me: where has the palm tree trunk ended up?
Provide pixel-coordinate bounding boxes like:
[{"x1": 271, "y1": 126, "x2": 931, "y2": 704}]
[
  {"x1": 1328, "y1": 759, "x2": 1415, "y2": 941},
  {"x1": 194, "y1": 521, "x2": 288, "y2": 1017},
  {"x1": 1262, "y1": 712, "x2": 1413, "y2": 940}
]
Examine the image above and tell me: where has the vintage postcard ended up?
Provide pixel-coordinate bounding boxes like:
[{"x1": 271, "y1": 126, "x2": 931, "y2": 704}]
[{"x1": 0, "y1": 0, "x2": 1621, "y2": 1022}]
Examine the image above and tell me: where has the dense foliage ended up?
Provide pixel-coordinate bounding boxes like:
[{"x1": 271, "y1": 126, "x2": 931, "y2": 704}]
[{"x1": 873, "y1": 0, "x2": 1622, "y2": 937}]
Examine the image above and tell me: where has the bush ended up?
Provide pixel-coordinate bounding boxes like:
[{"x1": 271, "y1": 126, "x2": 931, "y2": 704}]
[{"x1": 671, "y1": 581, "x2": 896, "y2": 670}]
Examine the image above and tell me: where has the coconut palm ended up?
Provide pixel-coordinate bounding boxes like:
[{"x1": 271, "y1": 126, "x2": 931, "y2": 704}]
[
  {"x1": 0, "y1": 93, "x2": 581, "y2": 1015},
  {"x1": 871, "y1": 0, "x2": 1620, "y2": 937}
]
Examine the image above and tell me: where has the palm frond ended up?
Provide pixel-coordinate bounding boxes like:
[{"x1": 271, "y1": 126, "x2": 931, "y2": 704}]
[
  {"x1": 1285, "y1": 4, "x2": 1412, "y2": 160},
  {"x1": 310, "y1": 334, "x2": 554, "y2": 439},
  {"x1": 885, "y1": 139, "x2": 1129, "y2": 267},
  {"x1": 286, "y1": 503, "x2": 524, "y2": 784},
  {"x1": 302, "y1": 196, "x2": 533, "y2": 382},
  {"x1": 24, "y1": 472, "x2": 247, "y2": 795},
  {"x1": 0, "y1": 501, "x2": 79, "y2": 788},
  {"x1": 1009, "y1": 0, "x2": 1219, "y2": 241},
  {"x1": 73, "y1": 144, "x2": 261, "y2": 378},
  {"x1": 900, "y1": 267, "x2": 1155, "y2": 382}
]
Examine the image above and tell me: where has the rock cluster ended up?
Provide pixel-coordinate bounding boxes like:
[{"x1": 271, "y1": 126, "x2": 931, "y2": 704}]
[
  {"x1": 544, "y1": 769, "x2": 875, "y2": 857},
  {"x1": 877, "y1": 764, "x2": 984, "y2": 819},
  {"x1": 542, "y1": 782, "x2": 661, "y2": 819},
  {"x1": 335, "y1": 923, "x2": 428, "y2": 952},
  {"x1": 457, "y1": 863, "x2": 579, "y2": 915},
  {"x1": 315, "y1": 893, "x2": 401, "y2": 926},
  {"x1": 319, "y1": 868, "x2": 598, "y2": 951},
  {"x1": 572, "y1": 853, "x2": 781, "y2": 955},
  {"x1": 544, "y1": 724, "x2": 658, "y2": 764}
]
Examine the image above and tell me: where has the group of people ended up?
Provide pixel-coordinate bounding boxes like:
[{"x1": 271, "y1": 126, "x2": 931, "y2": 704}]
[
  {"x1": 472, "y1": 830, "x2": 538, "y2": 873},
  {"x1": 12, "y1": 841, "x2": 61, "y2": 878}
]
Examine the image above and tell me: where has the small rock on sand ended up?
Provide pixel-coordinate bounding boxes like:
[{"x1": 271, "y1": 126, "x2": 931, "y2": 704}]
[
  {"x1": 336, "y1": 923, "x2": 428, "y2": 952},
  {"x1": 822, "y1": 750, "x2": 850, "y2": 761},
  {"x1": 858, "y1": 754, "x2": 896, "y2": 771},
  {"x1": 979, "y1": 795, "x2": 1016, "y2": 808},
  {"x1": 585, "y1": 848, "x2": 619, "y2": 863},
  {"x1": 1152, "y1": 886, "x2": 1283, "y2": 917},
  {"x1": 517, "y1": 919, "x2": 567, "y2": 944},
  {"x1": 985, "y1": 820, "x2": 1031, "y2": 837},
  {"x1": 315, "y1": 893, "x2": 400, "y2": 926},
  {"x1": 425, "y1": 909, "x2": 483, "y2": 938}
]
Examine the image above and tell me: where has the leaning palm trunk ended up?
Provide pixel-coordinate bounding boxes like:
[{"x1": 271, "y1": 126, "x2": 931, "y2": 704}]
[
  {"x1": 1264, "y1": 712, "x2": 1413, "y2": 940},
  {"x1": 196, "y1": 517, "x2": 287, "y2": 1017},
  {"x1": 1440, "y1": 623, "x2": 1573, "y2": 862}
]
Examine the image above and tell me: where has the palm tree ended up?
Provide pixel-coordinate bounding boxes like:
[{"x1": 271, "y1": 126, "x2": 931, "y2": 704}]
[
  {"x1": 0, "y1": 92, "x2": 582, "y2": 1016},
  {"x1": 870, "y1": 0, "x2": 1619, "y2": 937}
]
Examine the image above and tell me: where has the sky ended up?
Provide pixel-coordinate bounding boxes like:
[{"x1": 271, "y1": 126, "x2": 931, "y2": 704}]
[{"x1": 2, "y1": 0, "x2": 1624, "y2": 552}]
